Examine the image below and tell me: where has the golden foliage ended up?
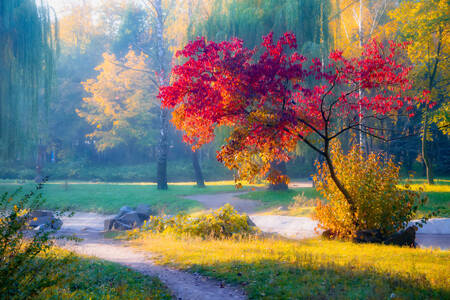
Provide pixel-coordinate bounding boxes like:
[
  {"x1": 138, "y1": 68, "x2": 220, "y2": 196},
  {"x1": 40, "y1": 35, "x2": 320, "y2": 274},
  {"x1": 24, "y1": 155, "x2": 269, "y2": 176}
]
[
  {"x1": 78, "y1": 50, "x2": 158, "y2": 151},
  {"x1": 139, "y1": 204, "x2": 256, "y2": 239},
  {"x1": 313, "y1": 142, "x2": 426, "y2": 239}
]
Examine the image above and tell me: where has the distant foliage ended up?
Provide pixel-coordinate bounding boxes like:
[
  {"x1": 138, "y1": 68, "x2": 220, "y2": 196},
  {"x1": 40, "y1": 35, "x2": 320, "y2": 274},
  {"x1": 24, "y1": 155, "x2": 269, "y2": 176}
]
[
  {"x1": 313, "y1": 143, "x2": 427, "y2": 239},
  {"x1": 0, "y1": 182, "x2": 70, "y2": 299},
  {"x1": 78, "y1": 51, "x2": 158, "y2": 152},
  {"x1": 140, "y1": 204, "x2": 256, "y2": 239}
]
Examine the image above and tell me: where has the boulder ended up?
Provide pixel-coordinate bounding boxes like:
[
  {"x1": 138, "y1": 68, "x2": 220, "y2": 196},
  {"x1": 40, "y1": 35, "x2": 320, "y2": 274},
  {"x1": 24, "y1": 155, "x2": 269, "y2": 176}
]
[
  {"x1": 33, "y1": 219, "x2": 62, "y2": 231},
  {"x1": 111, "y1": 220, "x2": 133, "y2": 231},
  {"x1": 353, "y1": 229, "x2": 384, "y2": 244},
  {"x1": 104, "y1": 218, "x2": 115, "y2": 231},
  {"x1": 104, "y1": 211, "x2": 144, "y2": 231},
  {"x1": 384, "y1": 226, "x2": 416, "y2": 247},
  {"x1": 135, "y1": 203, "x2": 154, "y2": 221},
  {"x1": 28, "y1": 210, "x2": 62, "y2": 230},
  {"x1": 246, "y1": 216, "x2": 256, "y2": 227},
  {"x1": 321, "y1": 229, "x2": 334, "y2": 240},
  {"x1": 117, "y1": 211, "x2": 143, "y2": 227},
  {"x1": 117, "y1": 206, "x2": 134, "y2": 218}
]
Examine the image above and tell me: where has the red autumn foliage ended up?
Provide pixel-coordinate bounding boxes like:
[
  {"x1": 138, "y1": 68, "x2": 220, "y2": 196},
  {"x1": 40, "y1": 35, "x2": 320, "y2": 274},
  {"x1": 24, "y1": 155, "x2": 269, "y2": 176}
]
[{"x1": 159, "y1": 33, "x2": 428, "y2": 186}]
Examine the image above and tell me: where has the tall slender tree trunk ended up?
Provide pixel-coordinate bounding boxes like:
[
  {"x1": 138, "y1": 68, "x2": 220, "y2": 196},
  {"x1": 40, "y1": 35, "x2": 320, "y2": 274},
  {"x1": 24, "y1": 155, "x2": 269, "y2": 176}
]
[
  {"x1": 421, "y1": 32, "x2": 441, "y2": 185},
  {"x1": 357, "y1": 0, "x2": 367, "y2": 154},
  {"x1": 324, "y1": 141, "x2": 358, "y2": 226},
  {"x1": 421, "y1": 110, "x2": 434, "y2": 184},
  {"x1": 192, "y1": 150, "x2": 205, "y2": 188},
  {"x1": 157, "y1": 108, "x2": 169, "y2": 189},
  {"x1": 153, "y1": 0, "x2": 169, "y2": 190}
]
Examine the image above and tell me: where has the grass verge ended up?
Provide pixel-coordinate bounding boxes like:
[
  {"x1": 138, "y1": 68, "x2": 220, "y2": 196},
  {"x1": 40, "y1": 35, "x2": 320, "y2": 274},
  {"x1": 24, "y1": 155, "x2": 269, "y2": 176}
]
[
  {"x1": 0, "y1": 181, "x2": 250, "y2": 214},
  {"x1": 36, "y1": 247, "x2": 171, "y2": 299},
  {"x1": 131, "y1": 234, "x2": 449, "y2": 299}
]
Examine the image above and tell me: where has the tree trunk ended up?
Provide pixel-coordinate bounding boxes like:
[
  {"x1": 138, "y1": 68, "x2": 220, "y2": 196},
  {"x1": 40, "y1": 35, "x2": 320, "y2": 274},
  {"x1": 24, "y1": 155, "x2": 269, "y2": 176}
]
[
  {"x1": 153, "y1": 0, "x2": 169, "y2": 190},
  {"x1": 268, "y1": 161, "x2": 288, "y2": 190},
  {"x1": 421, "y1": 110, "x2": 434, "y2": 184},
  {"x1": 192, "y1": 150, "x2": 205, "y2": 188},
  {"x1": 156, "y1": 107, "x2": 168, "y2": 189},
  {"x1": 324, "y1": 142, "x2": 358, "y2": 225},
  {"x1": 421, "y1": 30, "x2": 441, "y2": 185}
]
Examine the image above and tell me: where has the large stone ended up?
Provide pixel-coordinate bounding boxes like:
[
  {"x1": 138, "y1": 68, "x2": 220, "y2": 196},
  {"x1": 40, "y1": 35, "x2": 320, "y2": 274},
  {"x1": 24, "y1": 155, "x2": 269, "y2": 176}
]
[
  {"x1": 105, "y1": 211, "x2": 144, "y2": 231},
  {"x1": 246, "y1": 216, "x2": 256, "y2": 227},
  {"x1": 28, "y1": 210, "x2": 62, "y2": 230},
  {"x1": 353, "y1": 229, "x2": 384, "y2": 244},
  {"x1": 117, "y1": 211, "x2": 143, "y2": 228},
  {"x1": 111, "y1": 220, "x2": 133, "y2": 231},
  {"x1": 117, "y1": 206, "x2": 134, "y2": 218},
  {"x1": 384, "y1": 226, "x2": 416, "y2": 247},
  {"x1": 104, "y1": 218, "x2": 115, "y2": 231},
  {"x1": 135, "y1": 203, "x2": 154, "y2": 221}
]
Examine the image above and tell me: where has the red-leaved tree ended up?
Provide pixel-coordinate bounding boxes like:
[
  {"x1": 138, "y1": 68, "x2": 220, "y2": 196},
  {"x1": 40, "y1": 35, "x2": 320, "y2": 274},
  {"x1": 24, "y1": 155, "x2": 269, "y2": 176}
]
[{"x1": 159, "y1": 32, "x2": 429, "y2": 221}]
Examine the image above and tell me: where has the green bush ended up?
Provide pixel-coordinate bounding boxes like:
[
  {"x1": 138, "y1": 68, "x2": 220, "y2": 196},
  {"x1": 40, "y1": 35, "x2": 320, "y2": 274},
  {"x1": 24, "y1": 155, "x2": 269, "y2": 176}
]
[
  {"x1": 313, "y1": 143, "x2": 428, "y2": 239},
  {"x1": 0, "y1": 181, "x2": 71, "y2": 299},
  {"x1": 141, "y1": 204, "x2": 256, "y2": 239}
]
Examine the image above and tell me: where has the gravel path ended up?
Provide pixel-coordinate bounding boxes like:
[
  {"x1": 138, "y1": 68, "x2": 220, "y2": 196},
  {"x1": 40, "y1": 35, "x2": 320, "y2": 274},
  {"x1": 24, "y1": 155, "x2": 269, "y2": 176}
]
[
  {"x1": 186, "y1": 190, "x2": 450, "y2": 250},
  {"x1": 58, "y1": 213, "x2": 246, "y2": 300},
  {"x1": 184, "y1": 192, "x2": 261, "y2": 214}
]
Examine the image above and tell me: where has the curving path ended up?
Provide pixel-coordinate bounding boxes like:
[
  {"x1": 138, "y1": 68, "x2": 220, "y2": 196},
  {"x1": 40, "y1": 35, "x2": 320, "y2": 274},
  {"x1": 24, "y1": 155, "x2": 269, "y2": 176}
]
[
  {"x1": 186, "y1": 190, "x2": 450, "y2": 250},
  {"x1": 57, "y1": 213, "x2": 246, "y2": 300}
]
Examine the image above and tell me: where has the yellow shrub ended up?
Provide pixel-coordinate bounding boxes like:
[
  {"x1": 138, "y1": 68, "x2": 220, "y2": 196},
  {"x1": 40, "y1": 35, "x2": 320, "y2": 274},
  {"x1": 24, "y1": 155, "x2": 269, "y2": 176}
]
[
  {"x1": 313, "y1": 142, "x2": 426, "y2": 239},
  {"x1": 141, "y1": 204, "x2": 256, "y2": 239}
]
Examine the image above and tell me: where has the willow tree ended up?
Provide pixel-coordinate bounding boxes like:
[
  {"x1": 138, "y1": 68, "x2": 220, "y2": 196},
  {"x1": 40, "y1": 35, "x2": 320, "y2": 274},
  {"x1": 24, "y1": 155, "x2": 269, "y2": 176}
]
[
  {"x1": 193, "y1": 0, "x2": 331, "y2": 51},
  {"x1": 191, "y1": 0, "x2": 331, "y2": 189},
  {"x1": 0, "y1": 0, "x2": 57, "y2": 164}
]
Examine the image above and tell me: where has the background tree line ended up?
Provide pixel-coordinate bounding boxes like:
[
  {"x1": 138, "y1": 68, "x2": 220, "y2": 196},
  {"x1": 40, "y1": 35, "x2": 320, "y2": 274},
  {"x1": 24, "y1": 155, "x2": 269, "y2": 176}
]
[{"x1": 0, "y1": 0, "x2": 448, "y2": 185}]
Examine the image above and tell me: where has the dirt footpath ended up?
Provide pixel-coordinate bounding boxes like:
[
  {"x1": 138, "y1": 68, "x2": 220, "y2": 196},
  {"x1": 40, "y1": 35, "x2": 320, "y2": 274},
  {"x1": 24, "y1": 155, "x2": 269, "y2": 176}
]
[
  {"x1": 58, "y1": 213, "x2": 247, "y2": 300},
  {"x1": 186, "y1": 191, "x2": 450, "y2": 250}
]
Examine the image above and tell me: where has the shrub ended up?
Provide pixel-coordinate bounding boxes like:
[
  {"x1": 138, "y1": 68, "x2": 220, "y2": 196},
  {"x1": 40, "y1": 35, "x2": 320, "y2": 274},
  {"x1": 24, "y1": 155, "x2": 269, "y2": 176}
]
[
  {"x1": 313, "y1": 142, "x2": 427, "y2": 239},
  {"x1": 140, "y1": 204, "x2": 256, "y2": 239},
  {"x1": 0, "y1": 181, "x2": 70, "y2": 299}
]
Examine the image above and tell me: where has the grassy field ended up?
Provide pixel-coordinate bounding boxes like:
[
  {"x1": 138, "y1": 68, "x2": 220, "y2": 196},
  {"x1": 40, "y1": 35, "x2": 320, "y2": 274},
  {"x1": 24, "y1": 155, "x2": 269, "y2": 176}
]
[
  {"x1": 36, "y1": 248, "x2": 171, "y2": 299},
  {"x1": 132, "y1": 234, "x2": 449, "y2": 299},
  {"x1": 0, "y1": 180, "x2": 247, "y2": 214},
  {"x1": 240, "y1": 179, "x2": 450, "y2": 217}
]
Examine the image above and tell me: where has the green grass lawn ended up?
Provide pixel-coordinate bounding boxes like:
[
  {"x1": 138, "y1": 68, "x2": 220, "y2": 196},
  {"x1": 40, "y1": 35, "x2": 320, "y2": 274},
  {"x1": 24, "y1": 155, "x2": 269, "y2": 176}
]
[
  {"x1": 0, "y1": 181, "x2": 242, "y2": 214},
  {"x1": 240, "y1": 179, "x2": 450, "y2": 217},
  {"x1": 37, "y1": 248, "x2": 171, "y2": 299},
  {"x1": 132, "y1": 234, "x2": 449, "y2": 299}
]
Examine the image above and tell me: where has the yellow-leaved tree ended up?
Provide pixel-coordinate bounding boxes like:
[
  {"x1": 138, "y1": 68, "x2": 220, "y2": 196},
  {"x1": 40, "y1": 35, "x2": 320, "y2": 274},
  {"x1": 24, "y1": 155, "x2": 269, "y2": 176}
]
[
  {"x1": 386, "y1": 0, "x2": 449, "y2": 184},
  {"x1": 77, "y1": 50, "x2": 158, "y2": 152}
]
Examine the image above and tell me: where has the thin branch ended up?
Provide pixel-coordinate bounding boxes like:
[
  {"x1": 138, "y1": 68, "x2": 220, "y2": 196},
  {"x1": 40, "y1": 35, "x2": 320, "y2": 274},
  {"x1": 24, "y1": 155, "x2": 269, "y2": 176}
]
[{"x1": 106, "y1": 59, "x2": 160, "y2": 88}]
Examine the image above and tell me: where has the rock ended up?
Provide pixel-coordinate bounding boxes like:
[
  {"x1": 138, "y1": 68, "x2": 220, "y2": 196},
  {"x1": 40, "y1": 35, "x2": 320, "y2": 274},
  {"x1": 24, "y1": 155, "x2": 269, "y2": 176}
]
[
  {"x1": 384, "y1": 226, "x2": 416, "y2": 247},
  {"x1": 29, "y1": 210, "x2": 53, "y2": 218},
  {"x1": 28, "y1": 210, "x2": 62, "y2": 230},
  {"x1": 135, "y1": 203, "x2": 154, "y2": 221},
  {"x1": 33, "y1": 218, "x2": 62, "y2": 231},
  {"x1": 117, "y1": 206, "x2": 134, "y2": 218},
  {"x1": 321, "y1": 229, "x2": 334, "y2": 240},
  {"x1": 117, "y1": 211, "x2": 143, "y2": 228},
  {"x1": 104, "y1": 218, "x2": 115, "y2": 231},
  {"x1": 105, "y1": 211, "x2": 144, "y2": 231},
  {"x1": 246, "y1": 216, "x2": 256, "y2": 227},
  {"x1": 353, "y1": 229, "x2": 383, "y2": 244}
]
